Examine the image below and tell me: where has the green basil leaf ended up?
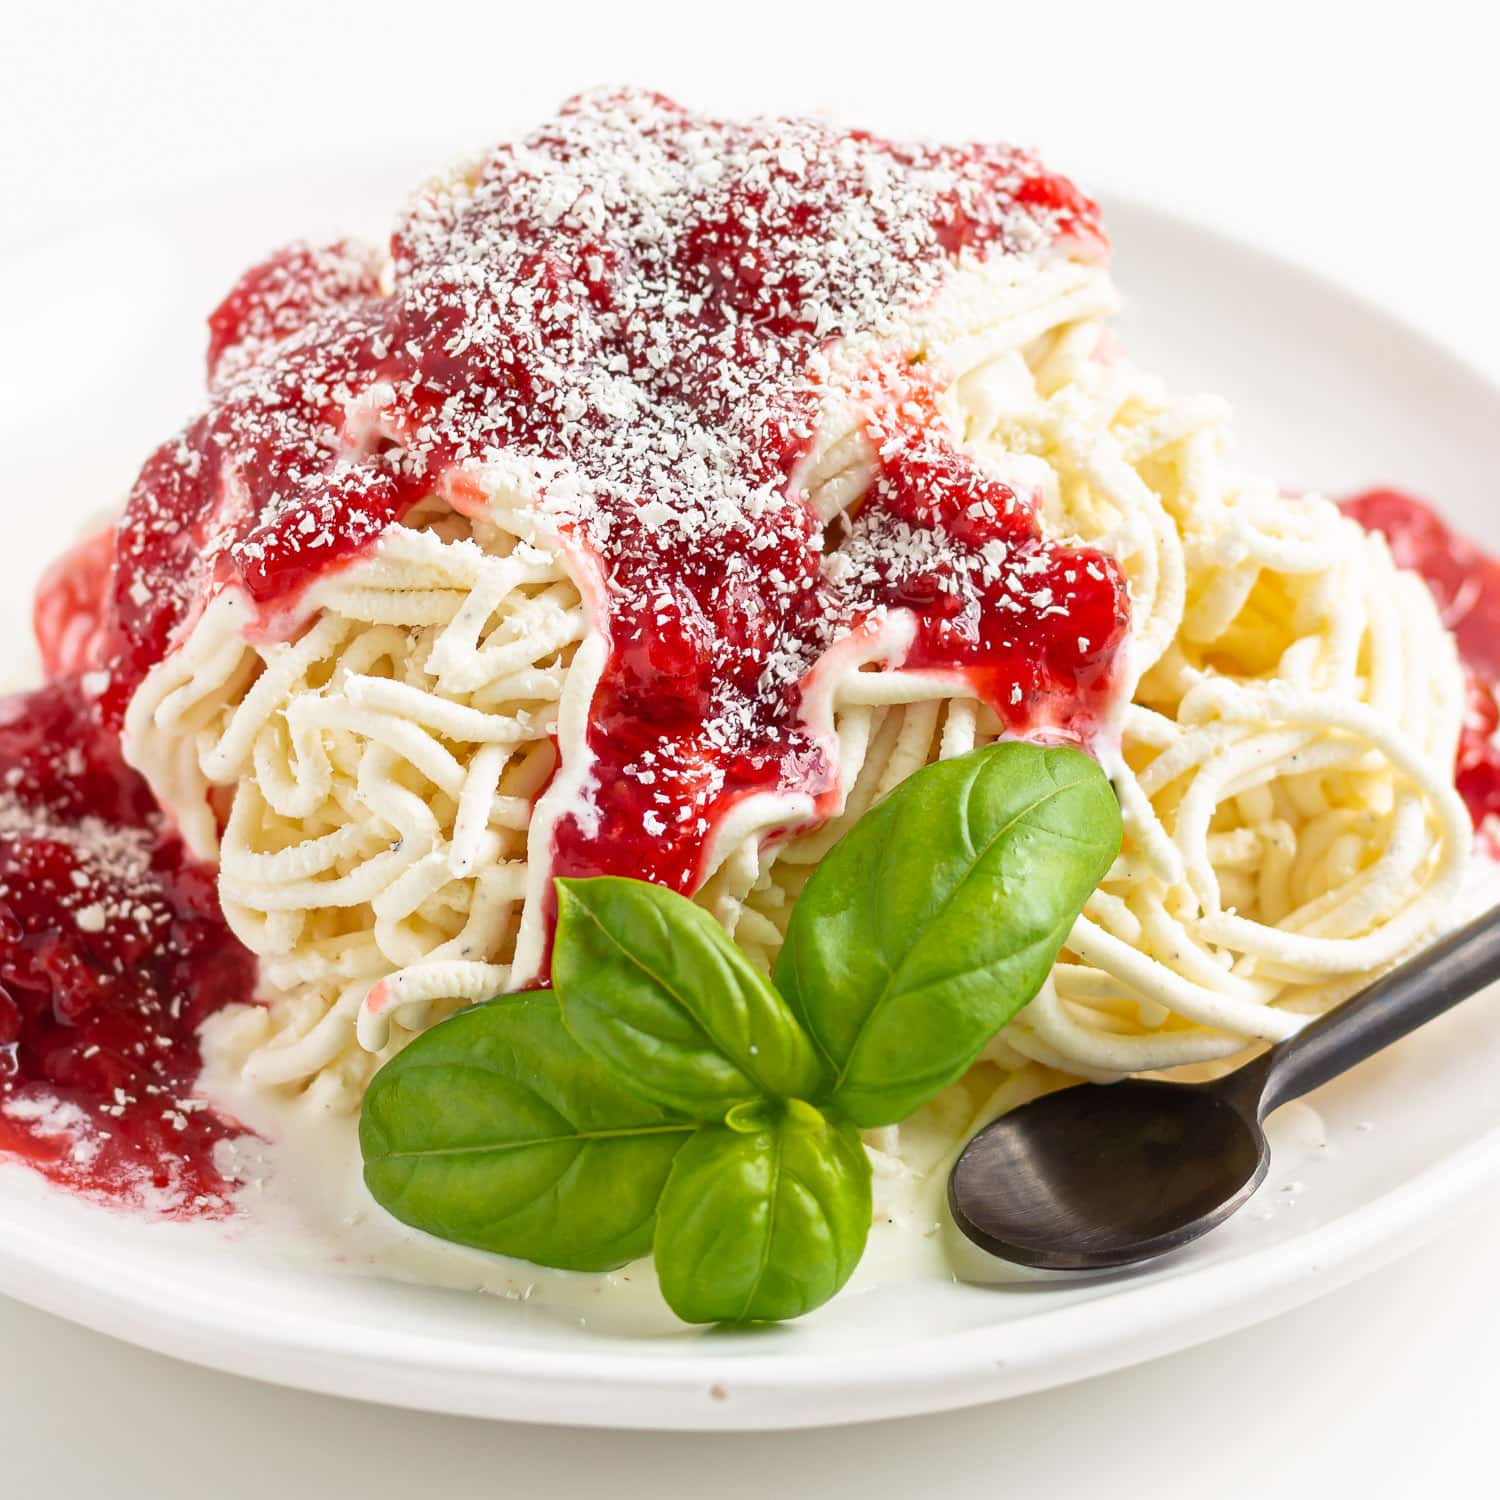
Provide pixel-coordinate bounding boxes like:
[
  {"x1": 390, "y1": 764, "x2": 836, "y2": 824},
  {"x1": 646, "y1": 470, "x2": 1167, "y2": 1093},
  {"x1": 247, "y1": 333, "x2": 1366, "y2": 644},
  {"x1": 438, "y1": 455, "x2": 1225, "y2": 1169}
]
[
  {"x1": 360, "y1": 995, "x2": 694, "y2": 1273},
  {"x1": 552, "y1": 876, "x2": 826, "y2": 1119},
  {"x1": 653, "y1": 1100, "x2": 871, "y2": 1324},
  {"x1": 774, "y1": 742, "x2": 1121, "y2": 1127}
]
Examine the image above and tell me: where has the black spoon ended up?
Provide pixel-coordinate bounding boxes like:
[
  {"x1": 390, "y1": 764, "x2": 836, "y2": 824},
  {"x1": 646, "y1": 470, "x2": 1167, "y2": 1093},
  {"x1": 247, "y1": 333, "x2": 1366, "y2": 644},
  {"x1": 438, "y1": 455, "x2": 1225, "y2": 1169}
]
[{"x1": 949, "y1": 903, "x2": 1500, "y2": 1271}]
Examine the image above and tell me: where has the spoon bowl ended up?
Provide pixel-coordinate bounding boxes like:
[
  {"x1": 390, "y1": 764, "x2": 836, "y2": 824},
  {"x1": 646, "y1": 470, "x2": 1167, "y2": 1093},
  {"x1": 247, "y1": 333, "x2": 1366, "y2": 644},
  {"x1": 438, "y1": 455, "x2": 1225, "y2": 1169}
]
[
  {"x1": 950, "y1": 904, "x2": 1500, "y2": 1272},
  {"x1": 949, "y1": 1077, "x2": 1269, "y2": 1270}
]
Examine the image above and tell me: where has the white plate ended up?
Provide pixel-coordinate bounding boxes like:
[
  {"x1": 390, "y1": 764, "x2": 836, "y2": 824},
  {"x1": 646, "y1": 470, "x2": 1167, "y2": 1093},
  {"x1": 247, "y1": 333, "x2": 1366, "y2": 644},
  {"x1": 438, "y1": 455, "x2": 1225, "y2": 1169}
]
[{"x1": 3, "y1": 167, "x2": 1500, "y2": 1432}]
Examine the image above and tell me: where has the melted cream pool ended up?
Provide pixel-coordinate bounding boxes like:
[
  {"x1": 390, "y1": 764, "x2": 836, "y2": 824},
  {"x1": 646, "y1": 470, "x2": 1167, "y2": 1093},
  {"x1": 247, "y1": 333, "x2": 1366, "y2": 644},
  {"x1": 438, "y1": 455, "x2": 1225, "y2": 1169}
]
[{"x1": 196, "y1": 1050, "x2": 1332, "y2": 1335}]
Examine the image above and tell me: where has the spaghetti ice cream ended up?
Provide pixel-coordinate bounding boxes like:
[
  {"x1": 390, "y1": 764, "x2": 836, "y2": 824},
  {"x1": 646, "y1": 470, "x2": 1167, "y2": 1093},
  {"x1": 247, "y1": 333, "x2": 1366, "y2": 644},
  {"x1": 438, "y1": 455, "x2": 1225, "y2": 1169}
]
[{"x1": 0, "y1": 91, "x2": 1485, "y2": 1250}]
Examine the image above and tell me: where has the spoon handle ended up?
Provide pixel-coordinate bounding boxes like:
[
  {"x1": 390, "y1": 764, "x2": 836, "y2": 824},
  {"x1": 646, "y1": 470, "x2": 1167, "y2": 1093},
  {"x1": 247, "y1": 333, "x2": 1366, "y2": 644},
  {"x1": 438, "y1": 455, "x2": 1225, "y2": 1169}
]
[{"x1": 1256, "y1": 903, "x2": 1500, "y2": 1117}]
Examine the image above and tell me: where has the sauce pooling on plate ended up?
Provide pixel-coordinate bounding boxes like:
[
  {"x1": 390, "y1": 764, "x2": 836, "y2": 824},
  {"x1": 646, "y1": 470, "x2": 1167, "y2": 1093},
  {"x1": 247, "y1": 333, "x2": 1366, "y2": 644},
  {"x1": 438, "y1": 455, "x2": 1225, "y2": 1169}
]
[{"x1": 0, "y1": 679, "x2": 255, "y2": 1209}]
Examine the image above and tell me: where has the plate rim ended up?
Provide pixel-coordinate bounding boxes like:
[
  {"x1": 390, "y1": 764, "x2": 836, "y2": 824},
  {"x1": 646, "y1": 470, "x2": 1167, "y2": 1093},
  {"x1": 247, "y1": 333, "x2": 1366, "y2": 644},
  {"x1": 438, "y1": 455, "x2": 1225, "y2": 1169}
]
[
  {"x1": 3, "y1": 179, "x2": 1499, "y2": 1430},
  {"x1": 3, "y1": 1125, "x2": 1495, "y2": 1429}
]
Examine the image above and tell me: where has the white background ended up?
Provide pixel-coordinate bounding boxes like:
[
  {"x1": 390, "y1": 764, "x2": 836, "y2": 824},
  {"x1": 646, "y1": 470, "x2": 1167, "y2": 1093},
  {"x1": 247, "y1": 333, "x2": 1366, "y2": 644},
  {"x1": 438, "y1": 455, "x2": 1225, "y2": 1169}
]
[{"x1": 3, "y1": 2, "x2": 1498, "y2": 1495}]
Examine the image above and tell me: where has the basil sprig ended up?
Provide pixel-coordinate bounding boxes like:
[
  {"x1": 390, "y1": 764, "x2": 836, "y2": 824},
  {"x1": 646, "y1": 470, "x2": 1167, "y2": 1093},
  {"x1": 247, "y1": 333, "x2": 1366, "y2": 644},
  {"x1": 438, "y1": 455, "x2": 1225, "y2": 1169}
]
[{"x1": 360, "y1": 742, "x2": 1121, "y2": 1324}]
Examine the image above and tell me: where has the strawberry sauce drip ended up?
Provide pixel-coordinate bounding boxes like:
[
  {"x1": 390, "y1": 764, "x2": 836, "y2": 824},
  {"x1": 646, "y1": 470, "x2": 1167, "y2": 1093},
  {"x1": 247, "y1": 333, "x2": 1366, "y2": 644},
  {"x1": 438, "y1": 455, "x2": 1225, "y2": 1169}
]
[
  {"x1": 853, "y1": 393, "x2": 1127, "y2": 736},
  {"x1": 1342, "y1": 488, "x2": 1500, "y2": 835},
  {"x1": 8, "y1": 90, "x2": 1126, "y2": 1200}
]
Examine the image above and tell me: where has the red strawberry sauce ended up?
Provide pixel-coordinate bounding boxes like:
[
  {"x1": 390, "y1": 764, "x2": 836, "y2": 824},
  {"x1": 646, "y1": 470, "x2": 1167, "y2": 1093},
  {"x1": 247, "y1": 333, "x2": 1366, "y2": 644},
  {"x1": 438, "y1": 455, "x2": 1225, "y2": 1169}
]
[
  {"x1": 1342, "y1": 489, "x2": 1500, "y2": 839},
  {"x1": 3, "y1": 90, "x2": 1130, "y2": 1206}
]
